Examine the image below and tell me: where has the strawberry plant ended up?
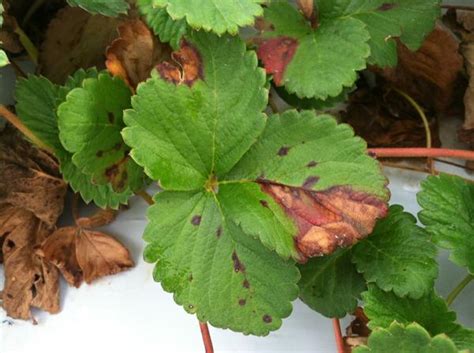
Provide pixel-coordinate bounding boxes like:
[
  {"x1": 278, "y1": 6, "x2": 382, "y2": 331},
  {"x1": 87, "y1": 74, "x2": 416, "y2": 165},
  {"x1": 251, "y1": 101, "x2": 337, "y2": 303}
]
[{"x1": 1, "y1": 0, "x2": 474, "y2": 352}]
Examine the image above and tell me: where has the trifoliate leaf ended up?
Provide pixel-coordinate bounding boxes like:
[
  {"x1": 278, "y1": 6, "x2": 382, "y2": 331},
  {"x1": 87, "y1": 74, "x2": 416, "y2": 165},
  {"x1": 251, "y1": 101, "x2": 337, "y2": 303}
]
[
  {"x1": 352, "y1": 205, "x2": 438, "y2": 299},
  {"x1": 137, "y1": 0, "x2": 188, "y2": 49},
  {"x1": 124, "y1": 32, "x2": 389, "y2": 334},
  {"x1": 298, "y1": 249, "x2": 366, "y2": 318},
  {"x1": 258, "y1": 1, "x2": 370, "y2": 99},
  {"x1": 143, "y1": 191, "x2": 299, "y2": 335},
  {"x1": 141, "y1": 0, "x2": 265, "y2": 35},
  {"x1": 14, "y1": 70, "x2": 135, "y2": 209},
  {"x1": 58, "y1": 73, "x2": 144, "y2": 192},
  {"x1": 66, "y1": 0, "x2": 129, "y2": 17},
  {"x1": 317, "y1": 0, "x2": 441, "y2": 67},
  {"x1": 354, "y1": 322, "x2": 462, "y2": 353},
  {"x1": 417, "y1": 174, "x2": 474, "y2": 274}
]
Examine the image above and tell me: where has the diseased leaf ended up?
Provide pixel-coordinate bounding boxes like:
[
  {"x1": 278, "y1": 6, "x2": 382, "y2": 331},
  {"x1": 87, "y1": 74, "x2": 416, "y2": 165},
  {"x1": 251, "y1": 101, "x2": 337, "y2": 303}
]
[
  {"x1": 39, "y1": 225, "x2": 133, "y2": 287},
  {"x1": 139, "y1": 0, "x2": 265, "y2": 35},
  {"x1": 58, "y1": 73, "x2": 144, "y2": 192},
  {"x1": 143, "y1": 191, "x2": 299, "y2": 335},
  {"x1": 123, "y1": 32, "x2": 388, "y2": 334},
  {"x1": 106, "y1": 19, "x2": 171, "y2": 89},
  {"x1": 417, "y1": 174, "x2": 474, "y2": 274},
  {"x1": 66, "y1": 0, "x2": 129, "y2": 17},
  {"x1": 352, "y1": 205, "x2": 438, "y2": 299},
  {"x1": 298, "y1": 249, "x2": 366, "y2": 318},
  {"x1": 137, "y1": 0, "x2": 188, "y2": 49},
  {"x1": 258, "y1": 1, "x2": 370, "y2": 99},
  {"x1": 15, "y1": 69, "x2": 135, "y2": 209},
  {"x1": 0, "y1": 207, "x2": 60, "y2": 320},
  {"x1": 75, "y1": 208, "x2": 117, "y2": 229},
  {"x1": 363, "y1": 286, "x2": 474, "y2": 351},
  {"x1": 39, "y1": 7, "x2": 121, "y2": 84},
  {"x1": 354, "y1": 322, "x2": 462, "y2": 353}
]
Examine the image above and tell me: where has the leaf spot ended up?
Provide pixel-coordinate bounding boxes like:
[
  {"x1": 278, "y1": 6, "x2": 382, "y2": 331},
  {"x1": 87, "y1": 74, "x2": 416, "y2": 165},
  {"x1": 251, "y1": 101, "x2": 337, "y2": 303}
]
[
  {"x1": 238, "y1": 299, "x2": 246, "y2": 306},
  {"x1": 260, "y1": 200, "x2": 269, "y2": 208},
  {"x1": 302, "y1": 176, "x2": 319, "y2": 189},
  {"x1": 257, "y1": 37, "x2": 298, "y2": 86},
  {"x1": 263, "y1": 314, "x2": 272, "y2": 323},
  {"x1": 191, "y1": 215, "x2": 201, "y2": 226},
  {"x1": 216, "y1": 226, "x2": 222, "y2": 238},
  {"x1": 377, "y1": 3, "x2": 397, "y2": 11},
  {"x1": 232, "y1": 251, "x2": 245, "y2": 273},
  {"x1": 307, "y1": 161, "x2": 317, "y2": 168},
  {"x1": 277, "y1": 146, "x2": 290, "y2": 156},
  {"x1": 243, "y1": 279, "x2": 250, "y2": 288},
  {"x1": 107, "y1": 112, "x2": 115, "y2": 124}
]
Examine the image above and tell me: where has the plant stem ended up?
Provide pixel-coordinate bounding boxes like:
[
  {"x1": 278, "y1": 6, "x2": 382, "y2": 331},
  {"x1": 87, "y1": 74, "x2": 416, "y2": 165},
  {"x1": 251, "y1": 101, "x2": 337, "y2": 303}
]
[
  {"x1": 199, "y1": 321, "x2": 214, "y2": 353},
  {"x1": 72, "y1": 193, "x2": 80, "y2": 225},
  {"x1": 393, "y1": 88, "x2": 434, "y2": 172},
  {"x1": 13, "y1": 25, "x2": 38, "y2": 65},
  {"x1": 0, "y1": 104, "x2": 53, "y2": 153},
  {"x1": 332, "y1": 318, "x2": 345, "y2": 353},
  {"x1": 9, "y1": 58, "x2": 27, "y2": 78},
  {"x1": 136, "y1": 190, "x2": 154, "y2": 206},
  {"x1": 446, "y1": 274, "x2": 474, "y2": 306},
  {"x1": 368, "y1": 148, "x2": 474, "y2": 161}
]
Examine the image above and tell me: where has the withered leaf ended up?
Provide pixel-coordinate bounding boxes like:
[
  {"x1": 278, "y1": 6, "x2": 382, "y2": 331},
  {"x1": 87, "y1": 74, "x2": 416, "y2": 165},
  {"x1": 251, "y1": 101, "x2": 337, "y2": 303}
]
[
  {"x1": 39, "y1": 7, "x2": 121, "y2": 84},
  {"x1": 40, "y1": 225, "x2": 133, "y2": 287},
  {"x1": 375, "y1": 24, "x2": 464, "y2": 113},
  {"x1": 0, "y1": 129, "x2": 67, "y2": 227},
  {"x1": 261, "y1": 183, "x2": 387, "y2": 259},
  {"x1": 0, "y1": 206, "x2": 60, "y2": 320},
  {"x1": 75, "y1": 208, "x2": 117, "y2": 229},
  {"x1": 106, "y1": 19, "x2": 171, "y2": 89}
]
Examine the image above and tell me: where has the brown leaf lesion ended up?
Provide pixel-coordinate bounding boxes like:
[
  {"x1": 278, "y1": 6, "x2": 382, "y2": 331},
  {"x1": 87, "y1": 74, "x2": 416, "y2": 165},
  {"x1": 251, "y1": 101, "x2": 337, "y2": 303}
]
[{"x1": 261, "y1": 182, "x2": 388, "y2": 260}]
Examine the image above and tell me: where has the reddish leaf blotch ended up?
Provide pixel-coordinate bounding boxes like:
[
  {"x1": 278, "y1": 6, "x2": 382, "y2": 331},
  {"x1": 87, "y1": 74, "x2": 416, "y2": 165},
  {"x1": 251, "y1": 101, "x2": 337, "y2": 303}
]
[{"x1": 257, "y1": 37, "x2": 298, "y2": 86}]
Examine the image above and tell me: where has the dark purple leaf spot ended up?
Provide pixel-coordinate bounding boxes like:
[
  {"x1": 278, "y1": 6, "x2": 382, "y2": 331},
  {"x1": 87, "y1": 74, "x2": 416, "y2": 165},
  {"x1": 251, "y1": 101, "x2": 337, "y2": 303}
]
[
  {"x1": 232, "y1": 251, "x2": 245, "y2": 273},
  {"x1": 263, "y1": 315, "x2": 272, "y2": 323},
  {"x1": 191, "y1": 215, "x2": 201, "y2": 226},
  {"x1": 302, "y1": 176, "x2": 319, "y2": 189},
  {"x1": 377, "y1": 3, "x2": 396, "y2": 11},
  {"x1": 107, "y1": 112, "x2": 115, "y2": 124},
  {"x1": 216, "y1": 226, "x2": 222, "y2": 238},
  {"x1": 260, "y1": 200, "x2": 269, "y2": 208},
  {"x1": 307, "y1": 161, "x2": 317, "y2": 168},
  {"x1": 277, "y1": 146, "x2": 290, "y2": 156},
  {"x1": 238, "y1": 299, "x2": 246, "y2": 306},
  {"x1": 243, "y1": 279, "x2": 250, "y2": 288}
]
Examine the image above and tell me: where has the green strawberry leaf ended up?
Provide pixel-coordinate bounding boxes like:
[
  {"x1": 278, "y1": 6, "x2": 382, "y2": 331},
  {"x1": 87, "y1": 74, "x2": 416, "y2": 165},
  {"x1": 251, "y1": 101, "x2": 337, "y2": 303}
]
[
  {"x1": 258, "y1": 1, "x2": 370, "y2": 99},
  {"x1": 137, "y1": 0, "x2": 188, "y2": 49},
  {"x1": 143, "y1": 191, "x2": 299, "y2": 335},
  {"x1": 354, "y1": 322, "x2": 463, "y2": 353},
  {"x1": 363, "y1": 286, "x2": 474, "y2": 351},
  {"x1": 417, "y1": 174, "x2": 474, "y2": 274},
  {"x1": 66, "y1": 0, "x2": 129, "y2": 17},
  {"x1": 275, "y1": 85, "x2": 351, "y2": 111},
  {"x1": 124, "y1": 31, "x2": 389, "y2": 334},
  {"x1": 352, "y1": 205, "x2": 438, "y2": 299},
  {"x1": 298, "y1": 248, "x2": 366, "y2": 318},
  {"x1": 14, "y1": 69, "x2": 135, "y2": 209},
  {"x1": 58, "y1": 73, "x2": 144, "y2": 192},
  {"x1": 317, "y1": 0, "x2": 441, "y2": 67},
  {"x1": 258, "y1": 1, "x2": 440, "y2": 99},
  {"x1": 141, "y1": 0, "x2": 265, "y2": 35}
]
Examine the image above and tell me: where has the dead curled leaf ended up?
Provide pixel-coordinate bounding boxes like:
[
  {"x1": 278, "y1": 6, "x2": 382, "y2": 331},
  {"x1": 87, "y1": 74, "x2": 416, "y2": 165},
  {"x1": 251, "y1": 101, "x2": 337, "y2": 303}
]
[
  {"x1": 261, "y1": 183, "x2": 388, "y2": 259},
  {"x1": 106, "y1": 20, "x2": 171, "y2": 89},
  {"x1": 75, "y1": 208, "x2": 117, "y2": 229},
  {"x1": 38, "y1": 226, "x2": 134, "y2": 288},
  {"x1": 39, "y1": 7, "x2": 122, "y2": 84},
  {"x1": 374, "y1": 24, "x2": 464, "y2": 113}
]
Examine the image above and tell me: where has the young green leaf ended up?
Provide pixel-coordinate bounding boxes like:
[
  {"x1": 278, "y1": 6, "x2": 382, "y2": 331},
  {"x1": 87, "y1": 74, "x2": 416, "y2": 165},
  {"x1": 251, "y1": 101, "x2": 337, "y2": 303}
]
[
  {"x1": 298, "y1": 249, "x2": 366, "y2": 318},
  {"x1": 354, "y1": 322, "x2": 463, "y2": 353},
  {"x1": 258, "y1": 1, "x2": 370, "y2": 100},
  {"x1": 258, "y1": 1, "x2": 440, "y2": 99},
  {"x1": 124, "y1": 31, "x2": 389, "y2": 334},
  {"x1": 352, "y1": 205, "x2": 438, "y2": 299},
  {"x1": 138, "y1": 0, "x2": 265, "y2": 35},
  {"x1": 417, "y1": 174, "x2": 474, "y2": 274},
  {"x1": 66, "y1": 0, "x2": 129, "y2": 17},
  {"x1": 363, "y1": 286, "x2": 474, "y2": 351},
  {"x1": 137, "y1": 0, "x2": 188, "y2": 49},
  {"x1": 14, "y1": 70, "x2": 135, "y2": 209},
  {"x1": 317, "y1": 0, "x2": 441, "y2": 67},
  {"x1": 58, "y1": 73, "x2": 144, "y2": 192}
]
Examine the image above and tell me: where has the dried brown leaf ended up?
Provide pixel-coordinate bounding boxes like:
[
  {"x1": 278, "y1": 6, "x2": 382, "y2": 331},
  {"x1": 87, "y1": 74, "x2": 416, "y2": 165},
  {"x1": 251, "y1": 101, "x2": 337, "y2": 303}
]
[
  {"x1": 343, "y1": 308, "x2": 371, "y2": 353},
  {"x1": 1, "y1": 207, "x2": 60, "y2": 320},
  {"x1": 76, "y1": 208, "x2": 117, "y2": 229},
  {"x1": 39, "y1": 7, "x2": 122, "y2": 84},
  {"x1": 40, "y1": 226, "x2": 133, "y2": 287},
  {"x1": 375, "y1": 24, "x2": 464, "y2": 113},
  {"x1": 106, "y1": 19, "x2": 171, "y2": 89}
]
